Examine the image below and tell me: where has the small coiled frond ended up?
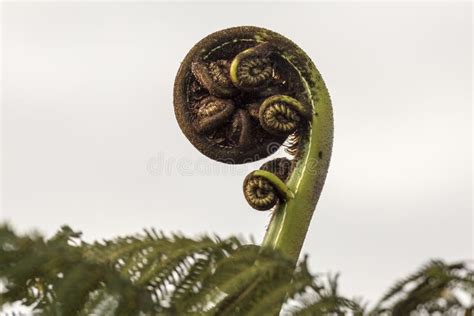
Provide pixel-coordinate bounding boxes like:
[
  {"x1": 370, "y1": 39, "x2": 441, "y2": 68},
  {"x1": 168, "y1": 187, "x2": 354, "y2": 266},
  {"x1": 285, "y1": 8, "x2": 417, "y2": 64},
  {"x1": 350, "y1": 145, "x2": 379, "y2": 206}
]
[
  {"x1": 191, "y1": 60, "x2": 237, "y2": 98},
  {"x1": 259, "y1": 95, "x2": 309, "y2": 136},
  {"x1": 230, "y1": 43, "x2": 274, "y2": 91},
  {"x1": 194, "y1": 96, "x2": 235, "y2": 133},
  {"x1": 243, "y1": 161, "x2": 295, "y2": 211},
  {"x1": 243, "y1": 175, "x2": 279, "y2": 211}
]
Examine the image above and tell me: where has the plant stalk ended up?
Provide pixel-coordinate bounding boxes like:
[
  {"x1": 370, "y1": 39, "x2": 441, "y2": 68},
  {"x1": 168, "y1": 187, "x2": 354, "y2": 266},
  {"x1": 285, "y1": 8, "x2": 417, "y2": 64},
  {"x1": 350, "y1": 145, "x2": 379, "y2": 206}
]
[{"x1": 260, "y1": 36, "x2": 334, "y2": 264}]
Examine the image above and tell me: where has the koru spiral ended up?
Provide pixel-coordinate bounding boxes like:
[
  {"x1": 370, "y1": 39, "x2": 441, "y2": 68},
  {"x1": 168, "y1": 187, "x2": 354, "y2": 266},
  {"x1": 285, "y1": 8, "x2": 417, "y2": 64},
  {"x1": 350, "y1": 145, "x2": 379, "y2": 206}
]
[{"x1": 174, "y1": 26, "x2": 324, "y2": 213}]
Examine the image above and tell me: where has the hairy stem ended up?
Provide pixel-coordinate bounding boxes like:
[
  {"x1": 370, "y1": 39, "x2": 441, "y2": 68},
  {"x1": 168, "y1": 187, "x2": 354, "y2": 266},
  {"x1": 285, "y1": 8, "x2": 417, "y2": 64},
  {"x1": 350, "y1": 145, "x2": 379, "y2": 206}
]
[{"x1": 258, "y1": 31, "x2": 334, "y2": 264}]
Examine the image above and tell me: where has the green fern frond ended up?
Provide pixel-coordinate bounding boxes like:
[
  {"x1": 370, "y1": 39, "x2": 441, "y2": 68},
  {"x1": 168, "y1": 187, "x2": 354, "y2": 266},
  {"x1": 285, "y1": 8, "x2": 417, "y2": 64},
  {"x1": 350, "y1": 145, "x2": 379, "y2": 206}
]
[
  {"x1": 0, "y1": 224, "x2": 242, "y2": 314},
  {"x1": 203, "y1": 247, "x2": 296, "y2": 315},
  {"x1": 284, "y1": 273, "x2": 365, "y2": 316},
  {"x1": 79, "y1": 290, "x2": 115, "y2": 316},
  {"x1": 1, "y1": 224, "x2": 472, "y2": 315},
  {"x1": 371, "y1": 259, "x2": 474, "y2": 315},
  {"x1": 0, "y1": 224, "x2": 154, "y2": 315},
  {"x1": 245, "y1": 257, "x2": 315, "y2": 316}
]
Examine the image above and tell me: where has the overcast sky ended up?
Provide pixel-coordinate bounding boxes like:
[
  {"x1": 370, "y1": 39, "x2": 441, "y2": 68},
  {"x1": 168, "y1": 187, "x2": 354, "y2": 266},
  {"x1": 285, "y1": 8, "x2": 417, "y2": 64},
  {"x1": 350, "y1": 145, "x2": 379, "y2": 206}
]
[{"x1": 2, "y1": 1, "x2": 472, "y2": 306}]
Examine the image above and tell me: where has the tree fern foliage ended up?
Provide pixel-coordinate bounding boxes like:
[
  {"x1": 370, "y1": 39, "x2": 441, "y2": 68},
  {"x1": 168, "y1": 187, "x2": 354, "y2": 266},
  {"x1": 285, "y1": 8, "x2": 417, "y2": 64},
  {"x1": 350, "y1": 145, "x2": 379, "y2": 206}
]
[
  {"x1": 372, "y1": 259, "x2": 474, "y2": 316},
  {"x1": 0, "y1": 224, "x2": 472, "y2": 315}
]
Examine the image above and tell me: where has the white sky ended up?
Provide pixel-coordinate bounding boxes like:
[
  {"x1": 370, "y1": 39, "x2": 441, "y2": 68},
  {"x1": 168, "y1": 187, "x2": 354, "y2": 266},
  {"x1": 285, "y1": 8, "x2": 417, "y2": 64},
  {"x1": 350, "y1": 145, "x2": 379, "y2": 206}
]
[{"x1": 1, "y1": 1, "x2": 472, "y2": 307}]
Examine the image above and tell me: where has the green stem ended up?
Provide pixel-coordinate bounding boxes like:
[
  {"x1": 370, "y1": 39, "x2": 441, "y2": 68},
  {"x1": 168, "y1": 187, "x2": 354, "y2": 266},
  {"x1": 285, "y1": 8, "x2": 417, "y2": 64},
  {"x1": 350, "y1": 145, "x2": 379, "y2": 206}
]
[{"x1": 257, "y1": 30, "x2": 334, "y2": 264}]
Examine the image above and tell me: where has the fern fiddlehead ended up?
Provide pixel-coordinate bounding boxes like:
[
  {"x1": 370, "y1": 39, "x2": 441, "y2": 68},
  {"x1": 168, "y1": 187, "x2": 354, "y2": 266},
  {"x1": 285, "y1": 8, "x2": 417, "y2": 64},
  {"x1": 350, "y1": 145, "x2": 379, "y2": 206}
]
[
  {"x1": 259, "y1": 95, "x2": 310, "y2": 136},
  {"x1": 174, "y1": 26, "x2": 333, "y2": 264},
  {"x1": 229, "y1": 43, "x2": 274, "y2": 91}
]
